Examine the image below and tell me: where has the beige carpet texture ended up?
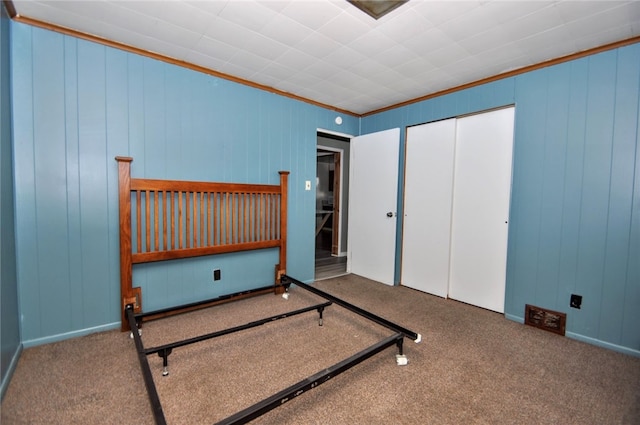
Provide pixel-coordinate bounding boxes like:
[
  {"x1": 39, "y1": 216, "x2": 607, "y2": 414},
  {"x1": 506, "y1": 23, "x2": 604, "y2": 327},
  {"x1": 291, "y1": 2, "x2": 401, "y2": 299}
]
[{"x1": 2, "y1": 274, "x2": 639, "y2": 425}]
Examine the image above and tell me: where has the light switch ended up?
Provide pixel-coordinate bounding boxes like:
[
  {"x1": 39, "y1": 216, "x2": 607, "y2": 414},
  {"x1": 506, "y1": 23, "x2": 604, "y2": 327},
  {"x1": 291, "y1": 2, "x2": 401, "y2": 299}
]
[{"x1": 305, "y1": 180, "x2": 311, "y2": 191}]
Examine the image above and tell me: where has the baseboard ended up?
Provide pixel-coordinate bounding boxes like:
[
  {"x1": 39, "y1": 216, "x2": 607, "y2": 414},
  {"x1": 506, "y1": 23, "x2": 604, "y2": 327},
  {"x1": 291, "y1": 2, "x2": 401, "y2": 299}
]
[
  {"x1": 505, "y1": 313, "x2": 524, "y2": 324},
  {"x1": 21, "y1": 322, "x2": 121, "y2": 349},
  {"x1": 505, "y1": 314, "x2": 640, "y2": 358},
  {"x1": 1, "y1": 343, "x2": 23, "y2": 401},
  {"x1": 565, "y1": 332, "x2": 640, "y2": 358}
]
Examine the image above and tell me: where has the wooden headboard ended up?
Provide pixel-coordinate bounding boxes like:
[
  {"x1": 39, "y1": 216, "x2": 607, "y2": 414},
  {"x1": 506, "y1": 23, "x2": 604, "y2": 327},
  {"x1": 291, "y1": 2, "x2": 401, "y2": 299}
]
[{"x1": 115, "y1": 156, "x2": 289, "y2": 331}]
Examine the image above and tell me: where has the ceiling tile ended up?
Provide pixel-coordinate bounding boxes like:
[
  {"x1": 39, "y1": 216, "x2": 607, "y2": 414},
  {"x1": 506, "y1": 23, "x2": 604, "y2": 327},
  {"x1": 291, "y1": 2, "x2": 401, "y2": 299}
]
[
  {"x1": 439, "y1": 6, "x2": 500, "y2": 42},
  {"x1": 413, "y1": 1, "x2": 482, "y2": 26},
  {"x1": 425, "y1": 43, "x2": 472, "y2": 68},
  {"x1": 372, "y1": 44, "x2": 419, "y2": 68},
  {"x1": 479, "y1": 1, "x2": 553, "y2": 25},
  {"x1": 242, "y1": 33, "x2": 290, "y2": 61},
  {"x1": 274, "y1": 48, "x2": 318, "y2": 70},
  {"x1": 279, "y1": 1, "x2": 344, "y2": 31},
  {"x1": 393, "y1": 57, "x2": 438, "y2": 79},
  {"x1": 217, "y1": 1, "x2": 277, "y2": 33},
  {"x1": 347, "y1": 29, "x2": 397, "y2": 57},
  {"x1": 375, "y1": 6, "x2": 433, "y2": 43},
  {"x1": 260, "y1": 13, "x2": 315, "y2": 46},
  {"x1": 192, "y1": 36, "x2": 237, "y2": 62},
  {"x1": 401, "y1": 28, "x2": 455, "y2": 57},
  {"x1": 317, "y1": 10, "x2": 373, "y2": 45},
  {"x1": 499, "y1": 4, "x2": 566, "y2": 42},
  {"x1": 294, "y1": 32, "x2": 343, "y2": 59}
]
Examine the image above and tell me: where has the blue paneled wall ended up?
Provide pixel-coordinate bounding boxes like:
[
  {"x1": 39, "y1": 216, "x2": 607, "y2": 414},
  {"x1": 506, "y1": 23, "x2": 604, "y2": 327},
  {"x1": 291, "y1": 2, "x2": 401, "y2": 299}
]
[
  {"x1": 362, "y1": 45, "x2": 640, "y2": 356},
  {"x1": 6, "y1": 20, "x2": 639, "y2": 358},
  {"x1": 10, "y1": 23, "x2": 357, "y2": 346}
]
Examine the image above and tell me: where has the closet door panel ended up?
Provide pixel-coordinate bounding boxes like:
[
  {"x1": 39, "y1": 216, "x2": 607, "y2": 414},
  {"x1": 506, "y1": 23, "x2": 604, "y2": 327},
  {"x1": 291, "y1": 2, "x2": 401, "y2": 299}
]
[
  {"x1": 448, "y1": 107, "x2": 515, "y2": 313},
  {"x1": 402, "y1": 119, "x2": 456, "y2": 297}
]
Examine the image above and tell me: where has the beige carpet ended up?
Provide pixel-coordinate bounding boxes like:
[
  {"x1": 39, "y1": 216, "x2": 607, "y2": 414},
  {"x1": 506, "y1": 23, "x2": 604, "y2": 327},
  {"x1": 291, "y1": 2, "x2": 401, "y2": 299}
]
[{"x1": 2, "y1": 274, "x2": 639, "y2": 424}]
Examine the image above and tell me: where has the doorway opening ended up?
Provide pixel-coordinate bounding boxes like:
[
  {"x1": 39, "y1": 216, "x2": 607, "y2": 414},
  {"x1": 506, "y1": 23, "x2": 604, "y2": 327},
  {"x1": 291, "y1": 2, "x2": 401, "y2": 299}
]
[{"x1": 316, "y1": 132, "x2": 350, "y2": 280}]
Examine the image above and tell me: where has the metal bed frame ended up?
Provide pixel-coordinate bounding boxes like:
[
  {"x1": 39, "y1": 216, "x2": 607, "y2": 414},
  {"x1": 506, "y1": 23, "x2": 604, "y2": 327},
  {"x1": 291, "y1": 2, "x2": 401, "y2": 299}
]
[
  {"x1": 115, "y1": 156, "x2": 421, "y2": 423},
  {"x1": 126, "y1": 274, "x2": 421, "y2": 425}
]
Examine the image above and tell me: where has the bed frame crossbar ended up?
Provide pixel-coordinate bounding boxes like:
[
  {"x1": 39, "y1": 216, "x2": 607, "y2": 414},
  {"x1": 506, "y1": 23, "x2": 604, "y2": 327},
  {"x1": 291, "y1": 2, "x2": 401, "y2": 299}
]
[
  {"x1": 282, "y1": 274, "x2": 422, "y2": 343},
  {"x1": 133, "y1": 285, "x2": 277, "y2": 325},
  {"x1": 144, "y1": 301, "x2": 332, "y2": 377}
]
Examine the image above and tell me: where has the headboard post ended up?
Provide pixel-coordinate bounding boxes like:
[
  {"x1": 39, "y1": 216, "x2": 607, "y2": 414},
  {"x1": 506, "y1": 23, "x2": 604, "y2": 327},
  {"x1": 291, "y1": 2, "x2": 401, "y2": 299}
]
[
  {"x1": 115, "y1": 156, "x2": 141, "y2": 331},
  {"x1": 275, "y1": 171, "x2": 290, "y2": 292}
]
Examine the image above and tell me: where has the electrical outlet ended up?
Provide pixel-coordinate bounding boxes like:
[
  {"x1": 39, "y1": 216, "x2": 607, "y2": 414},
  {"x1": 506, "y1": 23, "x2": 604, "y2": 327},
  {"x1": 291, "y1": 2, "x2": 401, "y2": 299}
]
[
  {"x1": 570, "y1": 294, "x2": 582, "y2": 309},
  {"x1": 213, "y1": 269, "x2": 221, "y2": 281}
]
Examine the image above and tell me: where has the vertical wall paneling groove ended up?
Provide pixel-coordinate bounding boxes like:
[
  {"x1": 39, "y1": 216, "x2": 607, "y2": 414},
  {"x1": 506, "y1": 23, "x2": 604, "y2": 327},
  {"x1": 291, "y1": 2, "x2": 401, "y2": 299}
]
[
  {"x1": 536, "y1": 64, "x2": 569, "y2": 311},
  {"x1": 11, "y1": 22, "x2": 358, "y2": 345},
  {"x1": 12, "y1": 22, "x2": 38, "y2": 340},
  {"x1": 362, "y1": 44, "x2": 640, "y2": 356},
  {"x1": 1, "y1": 10, "x2": 21, "y2": 397},
  {"x1": 558, "y1": 57, "x2": 589, "y2": 333}
]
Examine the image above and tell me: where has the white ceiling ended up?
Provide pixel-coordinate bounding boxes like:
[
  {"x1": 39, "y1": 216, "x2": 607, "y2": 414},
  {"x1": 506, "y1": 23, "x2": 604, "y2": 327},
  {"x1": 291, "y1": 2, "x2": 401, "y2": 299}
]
[{"x1": 10, "y1": 0, "x2": 640, "y2": 115}]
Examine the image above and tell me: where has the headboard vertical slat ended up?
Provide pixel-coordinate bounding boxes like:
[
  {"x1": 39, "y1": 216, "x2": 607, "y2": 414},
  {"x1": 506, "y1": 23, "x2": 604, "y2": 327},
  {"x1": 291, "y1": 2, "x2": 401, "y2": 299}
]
[
  {"x1": 145, "y1": 190, "x2": 151, "y2": 252},
  {"x1": 136, "y1": 191, "x2": 142, "y2": 254},
  {"x1": 170, "y1": 192, "x2": 175, "y2": 250},
  {"x1": 162, "y1": 192, "x2": 168, "y2": 251},
  {"x1": 154, "y1": 191, "x2": 159, "y2": 252},
  {"x1": 178, "y1": 191, "x2": 183, "y2": 249},
  {"x1": 260, "y1": 193, "x2": 267, "y2": 241},
  {"x1": 193, "y1": 192, "x2": 198, "y2": 247},
  {"x1": 213, "y1": 193, "x2": 218, "y2": 246},
  {"x1": 242, "y1": 193, "x2": 249, "y2": 242},
  {"x1": 199, "y1": 192, "x2": 204, "y2": 247},
  {"x1": 185, "y1": 192, "x2": 191, "y2": 249},
  {"x1": 224, "y1": 192, "x2": 231, "y2": 245}
]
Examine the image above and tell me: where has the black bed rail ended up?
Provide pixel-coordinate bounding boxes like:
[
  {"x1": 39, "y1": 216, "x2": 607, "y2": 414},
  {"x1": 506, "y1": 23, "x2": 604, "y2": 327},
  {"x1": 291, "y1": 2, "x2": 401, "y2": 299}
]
[
  {"x1": 133, "y1": 285, "x2": 277, "y2": 325},
  {"x1": 281, "y1": 274, "x2": 422, "y2": 343},
  {"x1": 215, "y1": 333, "x2": 404, "y2": 425},
  {"x1": 126, "y1": 305, "x2": 168, "y2": 425}
]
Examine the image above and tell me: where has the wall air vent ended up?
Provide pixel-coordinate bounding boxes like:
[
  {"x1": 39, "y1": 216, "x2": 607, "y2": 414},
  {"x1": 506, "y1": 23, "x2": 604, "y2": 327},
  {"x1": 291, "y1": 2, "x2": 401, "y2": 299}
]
[
  {"x1": 347, "y1": 1, "x2": 409, "y2": 20},
  {"x1": 524, "y1": 304, "x2": 566, "y2": 336}
]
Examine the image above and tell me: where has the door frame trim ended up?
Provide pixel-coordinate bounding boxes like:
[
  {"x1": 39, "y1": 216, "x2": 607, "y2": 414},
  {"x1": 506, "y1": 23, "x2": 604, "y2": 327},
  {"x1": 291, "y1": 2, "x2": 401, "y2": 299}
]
[{"x1": 316, "y1": 144, "x2": 345, "y2": 256}]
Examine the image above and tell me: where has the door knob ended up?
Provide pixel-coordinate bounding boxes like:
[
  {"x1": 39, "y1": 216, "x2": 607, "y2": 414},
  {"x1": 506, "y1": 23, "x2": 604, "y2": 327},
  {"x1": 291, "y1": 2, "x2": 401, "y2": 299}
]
[{"x1": 386, "y1": 212, "x2": 394, "y2": 218}]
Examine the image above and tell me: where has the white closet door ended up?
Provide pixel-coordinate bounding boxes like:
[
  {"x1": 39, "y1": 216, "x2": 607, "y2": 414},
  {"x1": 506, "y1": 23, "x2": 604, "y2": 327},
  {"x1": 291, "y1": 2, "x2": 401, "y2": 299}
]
[
  {"x1": 348, "y1": 128, "x2": 400, "y2": 286},
  {"x1": 401, "y1": 119, "x2": 456, "y2": 297},
  {"x1": 448, "y1": 107, "x2": 515, "y2": 313}
]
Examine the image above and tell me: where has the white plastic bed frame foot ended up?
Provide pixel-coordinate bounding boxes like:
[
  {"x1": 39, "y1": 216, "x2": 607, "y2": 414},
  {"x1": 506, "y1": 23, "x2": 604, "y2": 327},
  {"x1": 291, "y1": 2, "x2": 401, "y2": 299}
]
[
  {"x1": 129, "y1": 328, "x2": 142, "y2": 339},
  {"x1": 162, "y1": 367, "x2": 169, "y2": 377},
  {"x1": 396, "y1": 354, "x2": 408, "y2": 366},
  {"x1": 282, "y1": 292, "x2": 289, "y2": 300},
  {"x1": 415, "y1": 333, "x2": 422, "y2": 343}
]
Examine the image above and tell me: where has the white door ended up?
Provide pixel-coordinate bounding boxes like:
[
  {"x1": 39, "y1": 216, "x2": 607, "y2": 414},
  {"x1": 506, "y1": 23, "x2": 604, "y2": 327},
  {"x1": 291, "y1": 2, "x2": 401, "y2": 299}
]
[
  {"x1": 348, "y1": 128, "x2": 400, "y2": 286},
  {"x1": 402, "y1": 119, "x2": 456, "y2": 297},
  {"x1": 448, "y1": 107, "x2": 515, "y2": 313}
]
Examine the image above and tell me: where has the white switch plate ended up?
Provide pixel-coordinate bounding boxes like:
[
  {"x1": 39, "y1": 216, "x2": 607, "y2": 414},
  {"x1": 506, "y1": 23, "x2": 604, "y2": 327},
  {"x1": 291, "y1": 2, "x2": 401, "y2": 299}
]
[{"x1": 305, "y1": 180, "x2": 311, "y2": 191}]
